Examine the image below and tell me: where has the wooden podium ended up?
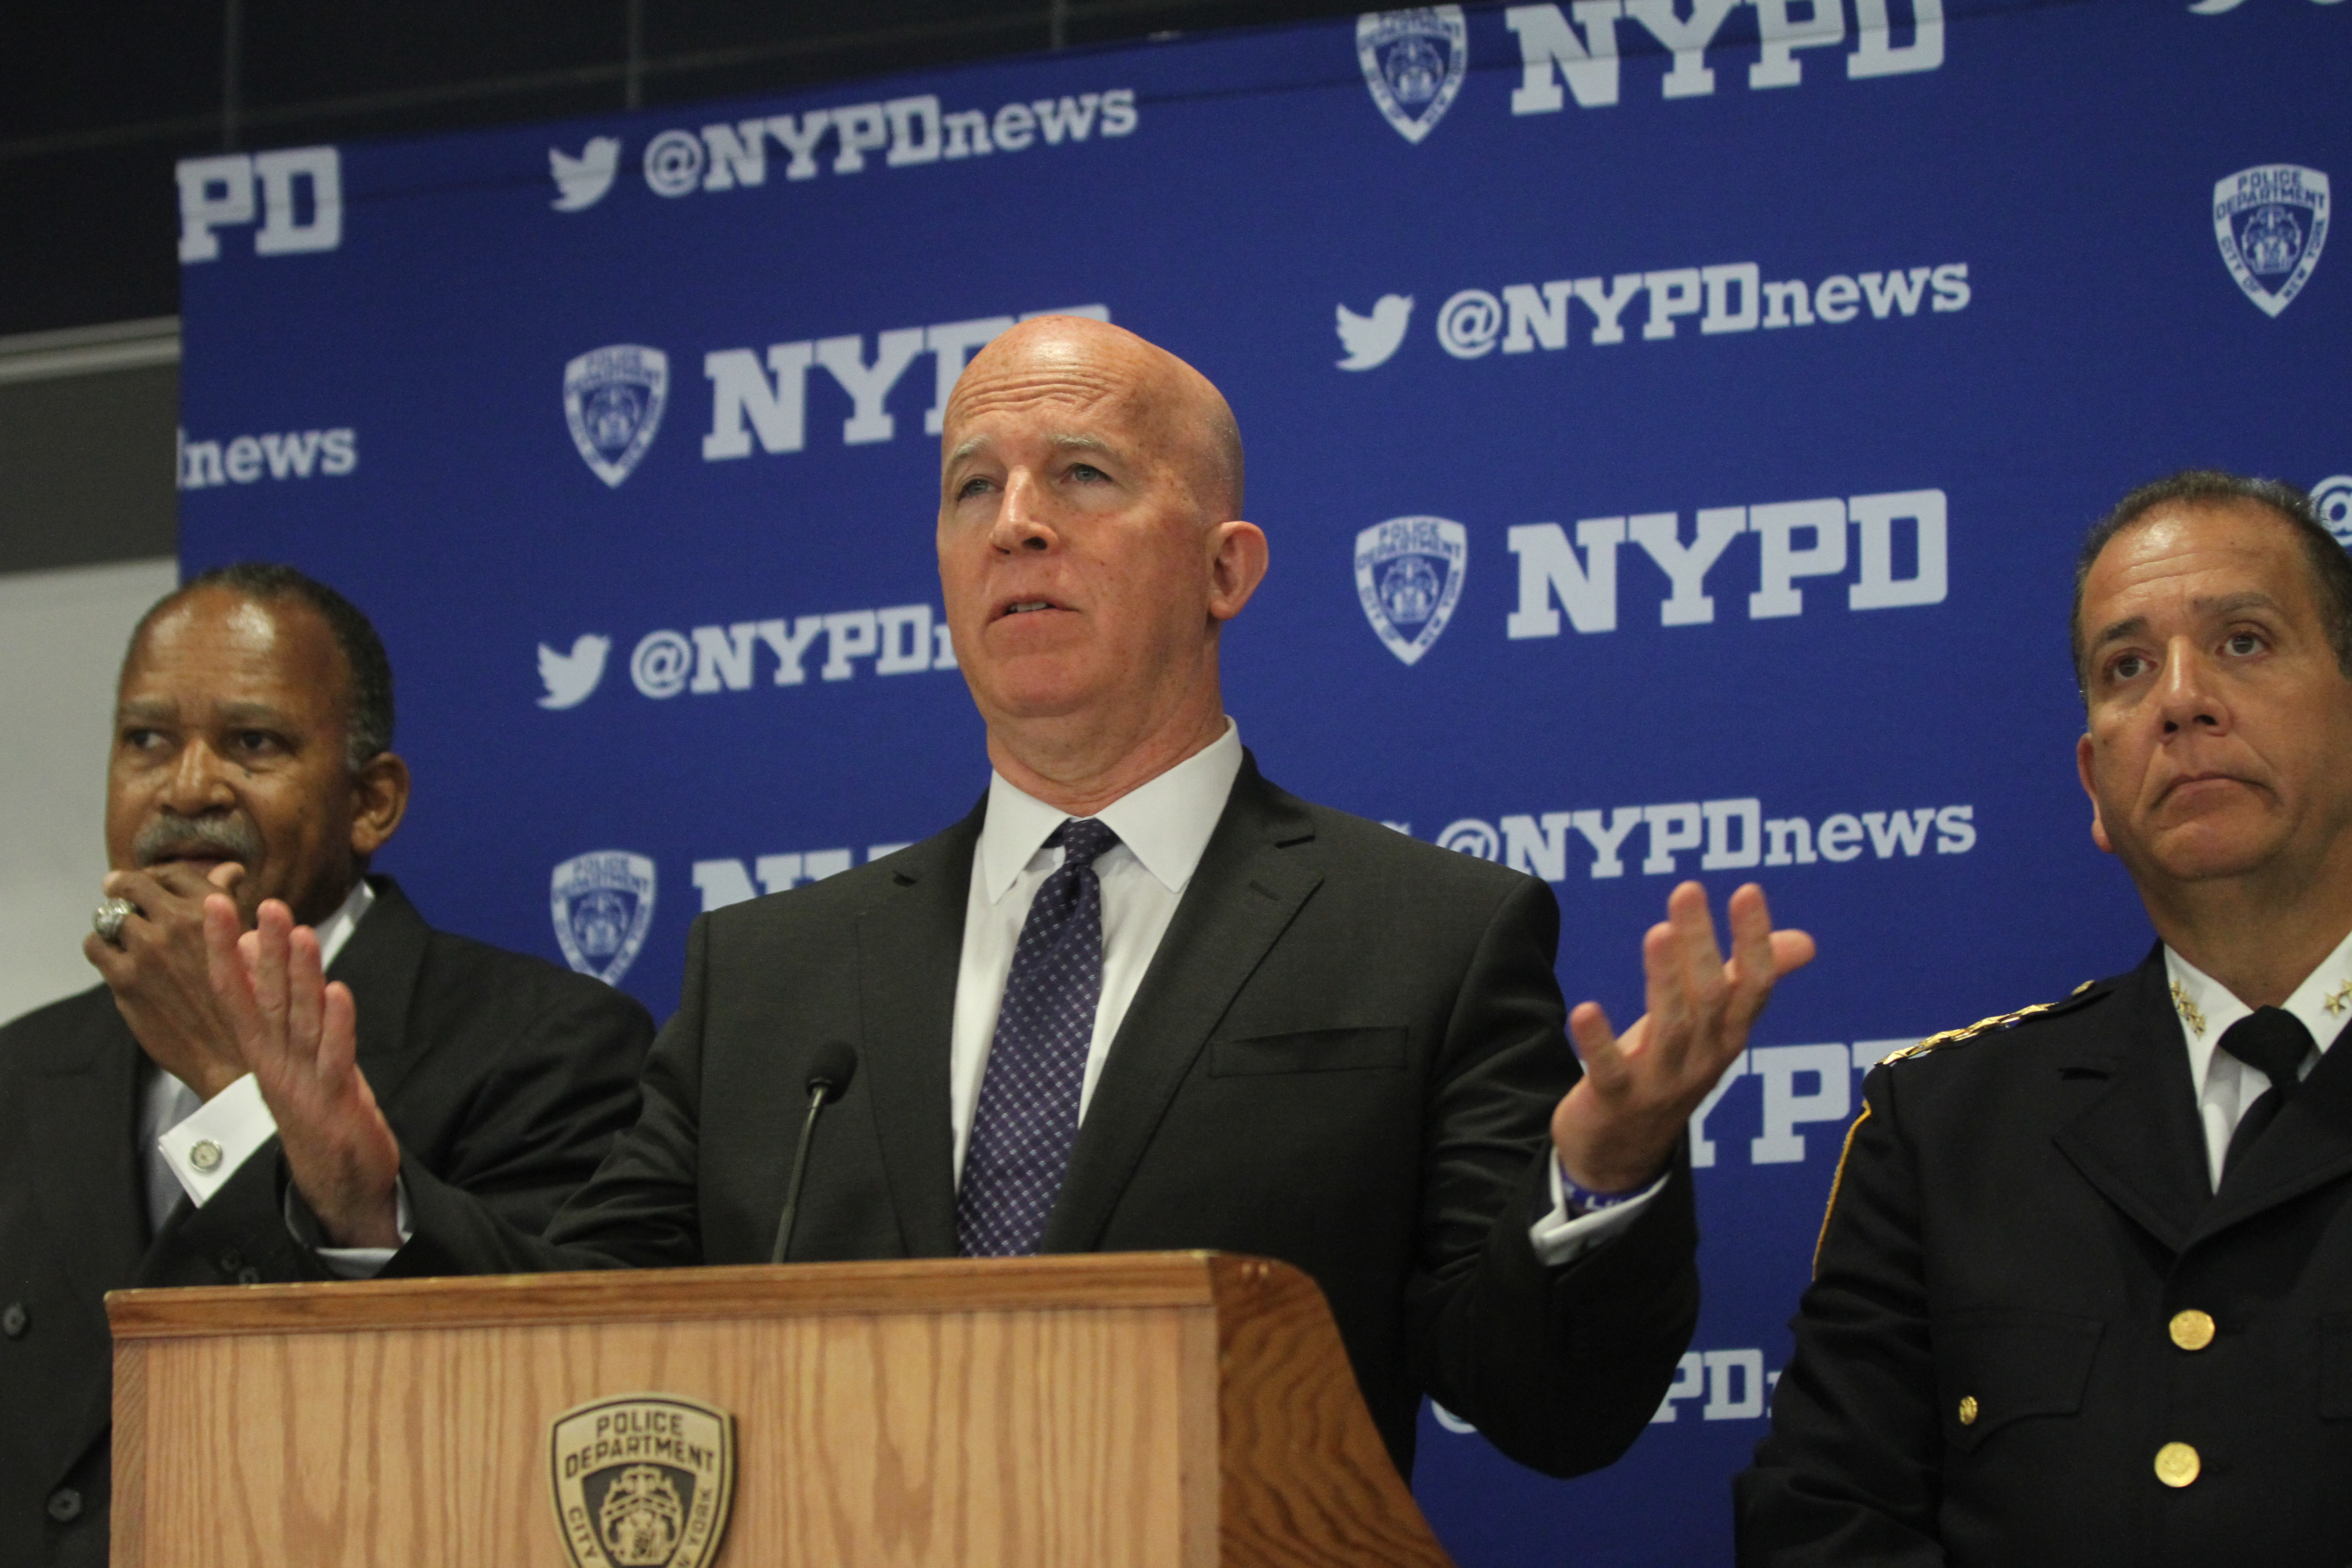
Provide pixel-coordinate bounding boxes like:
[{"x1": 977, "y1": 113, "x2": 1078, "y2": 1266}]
[{"x1": 106, "y1": 1252, "x2": 1454, "y2": 1568}]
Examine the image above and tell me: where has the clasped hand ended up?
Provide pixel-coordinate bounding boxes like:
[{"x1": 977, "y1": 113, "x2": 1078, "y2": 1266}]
[{"x1": 1550, "y1": 882, "x2": 1815, "y2": 1195}]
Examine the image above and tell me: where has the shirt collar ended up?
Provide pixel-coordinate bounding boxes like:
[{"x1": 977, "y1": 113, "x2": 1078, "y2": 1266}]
[
  {"x1": 313, "y1": 877, "x2": 377, "y2": 970},
  {"x1": 978, "y1": 720, "x2": 1244, "y2": 903},
  {"x1": 2165, "y1": 923, "x2": 2352, "y2": 1094}
]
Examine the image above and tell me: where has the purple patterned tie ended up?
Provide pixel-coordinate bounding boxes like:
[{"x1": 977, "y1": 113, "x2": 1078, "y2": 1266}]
[{"x1": 957, "y1": 817, "x2": 1121, "y2": 1257}]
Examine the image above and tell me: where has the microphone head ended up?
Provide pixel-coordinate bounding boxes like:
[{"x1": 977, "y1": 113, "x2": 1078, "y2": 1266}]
[{"x1": 806, "y1": 1040, "x2": 858, "y2": 1101}]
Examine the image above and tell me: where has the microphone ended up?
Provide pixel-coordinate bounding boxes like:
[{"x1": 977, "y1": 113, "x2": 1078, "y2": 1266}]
[{"x1": 770, "y1": 1041, "x2": 858, "y2": 1264}]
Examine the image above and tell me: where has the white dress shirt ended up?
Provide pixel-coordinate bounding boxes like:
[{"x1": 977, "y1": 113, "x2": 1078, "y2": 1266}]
[
  {"x1": 955, "y1": 720, "x2": 1653, "y2": 1265},
  {"x1": 142, "y1": 877, "x2": 375, "y2": 1231},
  {"x1": 2164, "y1": 925, "x2": 2352, "y2": 1190}
]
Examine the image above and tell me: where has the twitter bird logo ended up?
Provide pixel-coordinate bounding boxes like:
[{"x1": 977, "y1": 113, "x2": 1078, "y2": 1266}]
[
  {"x1": 1336, "y1": 295, "x2": 1414, "y2": 371},
  {"x1": 549, "y1": 137, "x2": 622, "y2": 212},
  {"x1": 538, "y1": 634, "x2": 612, "y2": 710}
]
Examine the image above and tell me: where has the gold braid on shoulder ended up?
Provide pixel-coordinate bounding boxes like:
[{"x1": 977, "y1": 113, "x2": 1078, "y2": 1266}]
[{"x1": 1873, "y1": 980, "x2": 2097, "y2": 1065}]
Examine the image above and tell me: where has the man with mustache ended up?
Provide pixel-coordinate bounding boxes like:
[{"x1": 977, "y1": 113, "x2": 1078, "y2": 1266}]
[
  {"x1": 1740, "y1": 472, "x2": 2352, "y2": 1565},
  {"x1": 212, "y1": 316, "x2": 1814, "y2": 1487},
  {"x1": 0, "y1": 564, "x2": 654, "y2": 1568}
]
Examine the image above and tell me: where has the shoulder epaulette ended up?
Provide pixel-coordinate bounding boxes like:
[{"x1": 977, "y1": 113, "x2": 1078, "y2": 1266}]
[{"x1": 1877, "y1": 979, "x2": 2101, "y2": 1064}]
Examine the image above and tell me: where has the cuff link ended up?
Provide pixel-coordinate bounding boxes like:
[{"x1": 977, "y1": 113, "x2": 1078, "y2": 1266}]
[{"x1": 188, "y1": 1138, "x2": 224, "y2": 1174}]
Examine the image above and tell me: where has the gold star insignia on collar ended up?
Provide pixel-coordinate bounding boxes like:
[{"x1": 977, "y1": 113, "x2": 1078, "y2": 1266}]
[
  {"x1": 2324, "y1": 979, "x2": 2352, "y2": 1018},
  {"x1": 2170, "y1": 980, "x2": 2207, "y2": 1038}
]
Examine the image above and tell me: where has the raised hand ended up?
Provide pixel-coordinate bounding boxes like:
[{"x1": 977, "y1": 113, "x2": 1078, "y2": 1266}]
[
  {"x1": 1551, "y1": 881, "x2": 1815, "y2": 1195},
  {"x1": 85, "y1": 860, "x2": 252, "y2": 1098},
  {"x1": 203, "y1": 894, "x2": 403, "y2": 1248}
]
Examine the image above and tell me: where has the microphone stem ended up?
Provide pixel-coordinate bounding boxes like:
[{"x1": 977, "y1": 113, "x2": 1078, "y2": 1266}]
[{"x1": 770, "y1": 1084, "x2": 829, "y2": 1264}]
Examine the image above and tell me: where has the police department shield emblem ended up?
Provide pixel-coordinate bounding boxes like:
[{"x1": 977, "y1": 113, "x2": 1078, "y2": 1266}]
[
  {"x1": 551, "y1": 851, "x2": 657, "y2": 985},
  {"x1": 1357, "y1": 8, "x2": 1467, "y2": 145},
  {"x1": 1355, "y1": 515, "x2": 1467, "y2": 665},
  {"x1": 549, "y1": 1394, "x2": 736, "y2": 1568},
  {"x1": 564, "y1": 345, "x2": 669, "y2": 487},
  {"x1": 2213, "y1": 165, "x2": 2329, "y2": 318}
]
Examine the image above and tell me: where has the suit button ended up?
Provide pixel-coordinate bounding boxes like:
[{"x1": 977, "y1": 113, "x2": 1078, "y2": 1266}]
[
  {"x1": 2169, "y1": 1309, "x2": 2215, "y2": 1351},
  {"x1": 2154, "y1": 1441, "x2": 2200, "y2": 1488},
  {"x1": 236, "y1": 1266, "x2": 262, "y2": 1286},
  {"x1": 1, "y1": 1302, "x2": 25, "y2": 1338},
  {"x1": 45, "y1": 1487, "x2": 82, "y2": 1522},
  {"x1": 1955, "y1": 1395, "x2": 1978, "y2": 1426},
  {"x1": 218, "y1": 1250, "x2": 244, "y2": 1275}
]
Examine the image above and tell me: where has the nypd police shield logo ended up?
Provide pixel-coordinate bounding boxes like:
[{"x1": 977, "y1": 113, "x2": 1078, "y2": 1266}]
[
  {"x1": 564, "y1": 345, "x2": 669, "y2": 487},
  {"x1": 552, "y1": 851, "x2": 657, "y2": 985},
  {"x1": 1356, "y1": 515, "x2": 1467, "y2": 665},
  {"x1": 549, "y1": 1393, "x2": 736, "y2": 1568},
  {"x1": 2213, "y1": 165, "x2": 2329, "y2": 318},
  {"x1": 1357, "y1": 8, "x2": 1467, "y2": 145}
]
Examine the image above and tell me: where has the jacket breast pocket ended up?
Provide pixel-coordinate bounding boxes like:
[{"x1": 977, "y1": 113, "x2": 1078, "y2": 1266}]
[
  {"x1": 2322, "y1": 1311, "x2": 2352, "y2": 1420},
  {"x1": 1933, "y1": 1308, "x2": 2103, "y2": 1453},
  {"x1": 1206, "y1": 1025, "x2": 1409, "y2": 1077}
]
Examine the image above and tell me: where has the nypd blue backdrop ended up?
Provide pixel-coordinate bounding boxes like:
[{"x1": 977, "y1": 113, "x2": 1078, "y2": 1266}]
[{"x1": 175, "y1": 1, "x2": 2347, "y2": 1560}]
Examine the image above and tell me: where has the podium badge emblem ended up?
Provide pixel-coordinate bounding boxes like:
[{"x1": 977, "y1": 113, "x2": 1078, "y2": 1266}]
[
  {"x1": 549, "y1": 1394, "x2": 737, "y2": 1568},
  {"x1": 1357, "y1": 7, "x2": 1467, "y2": 144},
  {"x1": 2213, "y1": 165, "x2": 2329, "y2": 318},
  {"x1": 551, "y1": 851, "x2": 657, "y2": 985},
  {"x1": 1355, "y1": 515, "x2": 1467, "y2": 665},
  {"x1": 564, "y1": 344, "x2": 670, "y2": 487}
]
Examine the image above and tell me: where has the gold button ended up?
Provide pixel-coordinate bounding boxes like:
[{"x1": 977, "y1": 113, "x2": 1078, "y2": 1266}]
[
  {"x1": 2169, "y1": 1309, "x2": 2215, "y2": 1351},
  {"x1": 2154, "y1": 1441, "x2": 2200, "y2": 1488},
  {"x1": 1956, "y1": 1395, "x2": 1978, "y2": 1426},
  {"x1": 188, "y1": 1139, "x2": 223, "y2": 1173}
]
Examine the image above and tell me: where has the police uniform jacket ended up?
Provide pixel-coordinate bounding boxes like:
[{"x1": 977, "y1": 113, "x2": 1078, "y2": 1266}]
[
  {"x1": 0, "y1": 877, "x2": 654, "y2": 1568},
  {"x1": 1736, "y1": 946, "x2": 2352, "y2": 1567}
]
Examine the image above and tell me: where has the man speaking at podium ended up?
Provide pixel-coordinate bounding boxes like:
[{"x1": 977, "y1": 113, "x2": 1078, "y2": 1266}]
[{"x1": 211, "y1": 316, "x2": 1814, "y2": 1480}]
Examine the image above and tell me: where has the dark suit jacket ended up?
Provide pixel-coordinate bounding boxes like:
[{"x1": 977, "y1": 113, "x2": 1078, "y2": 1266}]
[
  {"x1": 0, "y1": 877, "x2": 653, "y2": 1568},
  {"x1": 1738, "y1": 947, "x2": 2352, "y2": 1567},
  {"x1": 393, "y1": 757, "x2": 1701, "y2": 1479}
]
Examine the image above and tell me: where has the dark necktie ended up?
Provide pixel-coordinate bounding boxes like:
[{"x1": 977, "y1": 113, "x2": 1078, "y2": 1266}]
[
  {"x1": 2219, "y1": 1006, "x2": 2316, "y2": 1176},
  {"x1": 956, "y1": 817, "x2": 1122, "y2": 1257}
]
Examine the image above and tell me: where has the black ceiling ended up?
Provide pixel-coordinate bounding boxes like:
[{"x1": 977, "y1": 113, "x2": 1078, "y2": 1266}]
[{"x1": 0, "y1": 0, "x2": 1367, "y2": 338}]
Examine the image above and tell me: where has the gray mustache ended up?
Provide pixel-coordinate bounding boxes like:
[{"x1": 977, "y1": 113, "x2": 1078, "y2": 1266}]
[{"x1": 133, "y1": 812, "x2": 260, "y2": 868}]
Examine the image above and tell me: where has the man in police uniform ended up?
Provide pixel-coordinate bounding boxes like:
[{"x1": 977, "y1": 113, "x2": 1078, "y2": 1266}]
[{"x1": 1738, "y1": 472, "x2": 2352, "y2": 1565}]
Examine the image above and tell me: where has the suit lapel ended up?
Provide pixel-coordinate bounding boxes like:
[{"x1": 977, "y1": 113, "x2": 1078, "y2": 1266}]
[
  {"x1": 1041, "y1": 760, "x2": 1323, "y2": 1253},
  {"x1": 27, "y1": 994, "x2": 150, "y2": 1295},
  {"x1": 2053, "y1": 950, "x2": 2212, "y2": 1256},
  {"x1": 327, "y1": 876, "x2": 429, "y2": 1099},
  {"x1": 2192, "y1": 1009, "x2": 2352, "y2": 1243},
  {"x1": 854, "y1": 803, "x2": 984, "y2": 1258}
]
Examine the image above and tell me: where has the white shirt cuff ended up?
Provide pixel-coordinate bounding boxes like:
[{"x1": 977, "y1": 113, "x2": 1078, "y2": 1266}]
[
  {"x1": 156, "y1": 1073, "x2": 279, "y2": 1208},
  {"x1": 286, "y1": 1174, "x2": 414, "y2": 1279},
  {"x1": 1526, "y1": 1156, "x2": 1667, "y2": 1267}
]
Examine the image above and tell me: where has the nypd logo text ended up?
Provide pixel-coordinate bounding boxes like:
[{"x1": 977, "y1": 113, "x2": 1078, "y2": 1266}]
[
  {"x1": 1426, "y1": 796, "x2": 1975, "y2": 880},
  {"x1": 176, "y1": 147, "x2": 343, "y2": 262},
  {"x1": 704, "y1": 303, "x2": 1110, "y2": 461},
  {"x1": 1500, "y1": 0, "x2": 1942, "y2": 115},
  {"x1": 1365, "y1": 259, "x2": 1968, "y2": 368},
  {"x1": 1506, "y1": 487, "x2": 1949, "y2": 642},
  {"x1": 612, "y1": 88, "x2": 1137, "y2": 208}
]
